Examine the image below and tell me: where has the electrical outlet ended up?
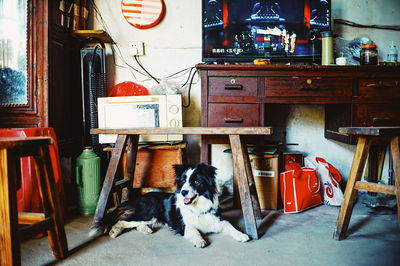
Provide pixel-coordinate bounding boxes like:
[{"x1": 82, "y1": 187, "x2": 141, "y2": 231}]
[{"x1": 129, "y1": 42, "x2": 144, "y2": 56}]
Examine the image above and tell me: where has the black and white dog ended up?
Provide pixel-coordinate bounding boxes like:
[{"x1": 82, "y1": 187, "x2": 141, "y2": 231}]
[{"x1": 89, "y1": 163, "x2": 249, "y2": 247}]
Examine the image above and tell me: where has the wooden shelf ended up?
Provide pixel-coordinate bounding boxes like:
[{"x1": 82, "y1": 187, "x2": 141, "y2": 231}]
[{"x1": 72, "y1": 30, "x2": 113, "y2": 43}]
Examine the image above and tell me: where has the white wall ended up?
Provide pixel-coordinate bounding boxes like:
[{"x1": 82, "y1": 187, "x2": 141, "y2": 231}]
[{"x1": 91, "y1": 0, "x2": 400, "y2": 183}]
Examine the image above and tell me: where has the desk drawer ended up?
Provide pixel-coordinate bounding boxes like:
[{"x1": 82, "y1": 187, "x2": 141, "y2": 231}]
[
  {"x1": 208, "y1": 103, "x2": 259, "y2": 126},
  {"x1": 353, "y1": 103, "x2": 400, "y2": 127},
  {"x1": 209, "y1": 77, "x2": 258, "y2": 96},
  {"x1": 265, "y1": 77, "x2": 352, "y2": 97},
  {"x1": 359, "y1": 79, "x2": 400, "y2": 97}
]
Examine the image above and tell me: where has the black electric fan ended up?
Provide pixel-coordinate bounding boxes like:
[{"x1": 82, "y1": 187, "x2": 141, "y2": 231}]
[{"x1": 80, "y1": 38, "x2": 106, "y2": 154}]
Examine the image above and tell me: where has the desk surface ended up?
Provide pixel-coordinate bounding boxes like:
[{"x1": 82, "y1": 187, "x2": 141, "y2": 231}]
[{"x1": 91, "y1": 127, "x2": 273, "y2": 135}]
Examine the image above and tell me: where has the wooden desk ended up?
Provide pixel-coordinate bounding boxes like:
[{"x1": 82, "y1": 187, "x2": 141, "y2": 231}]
[
  {"x1": 197, "y1": 64, "x2": 400, "y2": 163},
  {"x1": 91, "y1": 127, "x2": 272, "y2": 240}
]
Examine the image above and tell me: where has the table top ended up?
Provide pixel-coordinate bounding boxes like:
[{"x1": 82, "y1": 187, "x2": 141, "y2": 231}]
[{"x1": 91, "y1": 127, "x2": 273, "y2": 135}]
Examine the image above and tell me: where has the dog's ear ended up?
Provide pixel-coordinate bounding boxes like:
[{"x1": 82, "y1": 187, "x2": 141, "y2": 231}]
[
  {"x1": 173, "y1": 164, "x2": 191, "y2": 179},
  {"x1": 195, "y1": 163, "x2": 217, "y2": 180}
]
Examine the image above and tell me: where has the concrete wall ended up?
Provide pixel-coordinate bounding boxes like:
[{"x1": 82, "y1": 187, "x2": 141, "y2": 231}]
[{"x1": 91, "y1": 0, "x2": 400, "y2": 184}]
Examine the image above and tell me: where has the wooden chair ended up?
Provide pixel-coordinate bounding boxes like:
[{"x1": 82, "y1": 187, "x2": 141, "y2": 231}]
[
  {"x1": 333, "y1": 127, "x2": 400, "y2": 240},
  {"x1": 0, "y1": 137, "x2": 68, "y2": 265}
]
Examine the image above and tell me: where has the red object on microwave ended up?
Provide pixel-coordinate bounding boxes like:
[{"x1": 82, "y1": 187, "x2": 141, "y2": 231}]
[
  {"x1": 0, "y1": 127, "x2": 65, "y2": 218},
  {"x1": 108, "y1": 81, "x2": 149, "y2": 97}
]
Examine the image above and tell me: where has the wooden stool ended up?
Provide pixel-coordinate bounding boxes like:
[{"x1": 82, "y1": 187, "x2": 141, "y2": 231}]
[
  {"x1": 90, "y1": 127, "x2": 273, "y2": 240},
  {"x1": 0, "y1": 137, "x2": 68, "y2": 265},
  {"x1": 333, "y1": 127, "x2": 400, "y2": 240}
]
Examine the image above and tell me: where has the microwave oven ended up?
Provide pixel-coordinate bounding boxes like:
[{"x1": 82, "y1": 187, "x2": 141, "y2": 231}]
[{"x1": 97, "y1": 94, "x2": 183, "y2": 143}]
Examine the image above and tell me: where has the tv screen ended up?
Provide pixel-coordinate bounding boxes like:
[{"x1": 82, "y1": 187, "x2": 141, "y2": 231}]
[{"x1": 202, "y1": 0, "x2": 331, "y2": 63}]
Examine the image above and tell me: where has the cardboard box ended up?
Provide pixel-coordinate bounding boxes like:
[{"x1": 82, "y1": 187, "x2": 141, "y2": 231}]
[{"x1": 250, "y1": 154, "x2": 280, "y2": 210}]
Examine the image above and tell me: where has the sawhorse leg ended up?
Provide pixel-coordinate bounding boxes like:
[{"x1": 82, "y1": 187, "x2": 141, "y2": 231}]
[
  {"x1": 229, "y1": 134, "x2": 261, "y2": 240},
  {"x1": 333, "y1": 136, "x2": 371, "y2": 240},
  {"x1": 390, "y1": 136, "x2": 400, "y2": 228},
  {"x1": 92, "y1": 134, "x2": 139, "y2": 226}
]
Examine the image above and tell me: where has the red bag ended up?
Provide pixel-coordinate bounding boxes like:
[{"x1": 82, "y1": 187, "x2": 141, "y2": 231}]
[{"x1": 280, "y1": 166, "x2": 322, "y2": 213}]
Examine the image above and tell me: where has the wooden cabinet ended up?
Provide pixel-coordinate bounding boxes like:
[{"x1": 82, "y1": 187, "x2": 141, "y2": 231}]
[
  {"x1": 197, "y1": 64, "x2": 400, "y2": 162},
  {"x1": 0, "y1": 0, "x2": 82, "y2": 216}
]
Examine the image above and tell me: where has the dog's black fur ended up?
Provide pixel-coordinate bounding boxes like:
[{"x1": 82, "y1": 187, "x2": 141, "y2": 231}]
[{"x1": 89, "y1": 163, "x2": 249, "y2": 247}]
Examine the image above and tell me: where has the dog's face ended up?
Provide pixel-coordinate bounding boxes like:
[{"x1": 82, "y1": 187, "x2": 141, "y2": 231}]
[{"x1": 173, "y1": 163, "x2": 218, "y2": 212}]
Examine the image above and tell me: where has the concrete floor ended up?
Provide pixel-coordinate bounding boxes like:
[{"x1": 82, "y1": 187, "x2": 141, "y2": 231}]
[{"x1": 21, "y1": 196, "x2": 400, "y2": 266}]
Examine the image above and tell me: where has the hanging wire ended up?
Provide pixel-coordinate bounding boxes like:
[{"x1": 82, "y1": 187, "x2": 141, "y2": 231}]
[
  {"x1": 88, "y1": 0, "x2": 198, "y2": 91},
  {"x1": 334, "y1": 19, "x2": 400, "y2": 31},
  {"x1": 134, "y1": 55, "x2": 160, "y2": 84},
  {"x1": 182, "y1": 69, "x2": 198, "y2": 108}
]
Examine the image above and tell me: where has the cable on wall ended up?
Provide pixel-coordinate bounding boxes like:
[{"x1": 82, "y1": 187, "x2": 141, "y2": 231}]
[{"x1": 334, "y1": 19, "x2": 400, "y2": 31}]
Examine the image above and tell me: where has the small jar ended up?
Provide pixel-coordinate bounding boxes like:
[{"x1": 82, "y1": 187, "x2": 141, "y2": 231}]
[{"x1": 360, "y1": 44, "x2": 378, "y2": 65}]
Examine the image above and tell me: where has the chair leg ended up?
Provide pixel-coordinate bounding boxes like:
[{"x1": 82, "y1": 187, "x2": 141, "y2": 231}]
[
  {"x1": 229, "y1": 134, "x2": 259, "y2": 240},
  {"x1": 34, "y1": 145, "x2": 68, "y2": 258},
  {"x1": 334, "y1": 136, "x2": 371, "y2": 240},
  {"x1": 390, "y1": 136, "x2": 400, "y2": 228},
  {"x1": 0, "y1": 149, "x2": 20, "y2": 266}
]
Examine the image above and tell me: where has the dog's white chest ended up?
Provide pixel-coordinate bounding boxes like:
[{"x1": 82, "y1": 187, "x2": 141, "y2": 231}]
[{"x1": 182, "y1": 210, "x2": 223, "y2": 233}]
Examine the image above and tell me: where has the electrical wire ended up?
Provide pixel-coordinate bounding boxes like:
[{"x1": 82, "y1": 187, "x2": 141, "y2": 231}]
[
  {"x1": 134, "y1": 55, "x2": 160, "y2": 84},
  {"x1": 182, "y1": 69, "x2": 198, "y2": 108},
  {"x1": 334, "y1": 19, "x2": 400, "y2": 31},
  {"x1": 88, "y1": 0, "x2": 199, "y2": 93}
]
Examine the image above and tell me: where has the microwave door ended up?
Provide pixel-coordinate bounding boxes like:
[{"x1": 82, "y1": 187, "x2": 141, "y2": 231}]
[{"x1": 100, "y1": 103, "x2": 159, "y2": 143}]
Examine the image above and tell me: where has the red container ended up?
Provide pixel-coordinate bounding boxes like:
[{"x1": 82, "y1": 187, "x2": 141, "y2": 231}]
[{"x1": 0, "y1": 128, "x2": 65, "y2": 217}]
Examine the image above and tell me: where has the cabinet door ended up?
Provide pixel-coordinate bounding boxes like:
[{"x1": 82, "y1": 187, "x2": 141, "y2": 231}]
[{"x1": 0, "y1": 0, "x2": 46, "y2": 127}]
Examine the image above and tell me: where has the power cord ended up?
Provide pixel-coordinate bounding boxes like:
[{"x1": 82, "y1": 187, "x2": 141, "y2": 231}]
[
  {"x1": 334, "y1": 19, "x2": 400, "y2": 31},
  {"x1": 183, "y1": 69, "x2": 198, "y2": 108}
]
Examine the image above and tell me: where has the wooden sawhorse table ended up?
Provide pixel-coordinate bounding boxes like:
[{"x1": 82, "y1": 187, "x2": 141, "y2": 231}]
[
  {"x1": 333, "y1": 127, "x2": 400, "y2": 240},
  {"x1": 90, "y1": 127, "x2": 273, "y2": 240}
]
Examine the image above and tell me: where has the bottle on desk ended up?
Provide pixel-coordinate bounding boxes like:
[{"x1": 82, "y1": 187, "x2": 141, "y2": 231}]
[{"x1": 387, "y1": 41, "x2": 398, "y2": 62}]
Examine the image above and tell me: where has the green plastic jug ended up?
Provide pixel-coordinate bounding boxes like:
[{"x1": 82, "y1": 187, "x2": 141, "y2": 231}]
[{"x1": 76, "y1": 146, "x2": 101, "y2": 215}]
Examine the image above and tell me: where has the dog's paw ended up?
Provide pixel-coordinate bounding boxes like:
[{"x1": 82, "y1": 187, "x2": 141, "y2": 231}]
[
  {"x1": 192, "y1": 237, "x2": 207, "y2": 248},
  {"x1": 137, "y1": 224, "x2": 153, "y2": 235},
  {"x1": 232, "y1": 231, "x2": 250, "y2": 242},
  {"x1": 109, "y1": 222, "x2": 123, "y2": 238}
]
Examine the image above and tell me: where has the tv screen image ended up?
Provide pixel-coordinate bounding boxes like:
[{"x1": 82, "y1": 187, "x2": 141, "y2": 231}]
[{"x1": 202, "y1": 0, "x2": 331, "y2": 62}]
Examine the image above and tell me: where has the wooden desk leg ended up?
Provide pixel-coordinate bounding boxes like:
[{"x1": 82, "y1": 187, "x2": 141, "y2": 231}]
[
  {"x1": 92, "y1": 135, "x2": 128, "y2": 225},
  {"x1": 390, "y1": 136, "x2": 400, "y2": 228},
  {"x1": 334, "y1": 136, "x2": 371, "y2": 240},
  {"x1": 0, "y1": 149, "x2": 20, "y2": 266},
  {"x1": 229, "y1": 134, "x2": 259, "y2": 240},
  {"x1": 121, "y1": 135, "x2": 139, "y2": 202},
  {"x1": 201, "y1": 136, "x2": 210, "y2": 164}
]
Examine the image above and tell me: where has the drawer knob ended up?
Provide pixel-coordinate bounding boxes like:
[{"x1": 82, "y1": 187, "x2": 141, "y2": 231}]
[
  {"x1": 307, "y1": 79, "x2": 312, "y2": 85},
  {"x1": 230, "y1": 78, "x2": 236, "y2": 84}
]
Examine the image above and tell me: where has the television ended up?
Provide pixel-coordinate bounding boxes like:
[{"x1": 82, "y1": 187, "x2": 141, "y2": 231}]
[{"x1": 202, "y1": 0, "x2": 331, "y2": 63}]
